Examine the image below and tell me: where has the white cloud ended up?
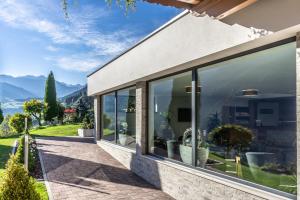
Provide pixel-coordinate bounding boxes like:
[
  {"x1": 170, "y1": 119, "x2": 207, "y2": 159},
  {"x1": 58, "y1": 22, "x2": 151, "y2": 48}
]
[
  {"x1": 56, "y1": 56, "x2": 104, "y2": 72},
  {"x1": 0, "y1": 0, "x2": 141, "y2": 72},
  {"x1": 46, "y1": 45, "x2": 59, "y2": 52}
]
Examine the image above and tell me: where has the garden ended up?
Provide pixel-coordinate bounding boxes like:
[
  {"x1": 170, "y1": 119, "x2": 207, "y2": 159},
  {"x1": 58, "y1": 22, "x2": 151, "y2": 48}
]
[{"x1": 0, "y1": 72, "x2": 94, "y2": 199}]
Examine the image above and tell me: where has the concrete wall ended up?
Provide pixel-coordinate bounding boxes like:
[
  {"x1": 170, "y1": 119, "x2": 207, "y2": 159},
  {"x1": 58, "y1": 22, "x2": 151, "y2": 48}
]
[{"x1": 88, "y1": 13, "x2": 253, "y2": 96}]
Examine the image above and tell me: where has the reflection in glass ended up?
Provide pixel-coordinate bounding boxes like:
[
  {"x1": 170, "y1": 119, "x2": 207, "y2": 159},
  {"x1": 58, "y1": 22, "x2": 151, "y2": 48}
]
[
  {"x1": 198, "y1": 42, "x2": 296, "y2": 194},
  {"x1": 117, "y1": 87, "x2": 136, "y2": 148},
  {"x1": 149, "y1": 72, "x2": 192, "y2": 163},
  {"x1": 101, "y1": 93, "x2": 116, "y2": 142}
]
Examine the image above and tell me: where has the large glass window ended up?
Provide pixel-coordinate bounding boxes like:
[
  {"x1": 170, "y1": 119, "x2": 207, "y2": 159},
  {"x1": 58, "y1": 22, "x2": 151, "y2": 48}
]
[
  {"x1": 148, "y1": 42, "x2": 296, "y2": 195},
  {"x1": 149, "y1": 72, "x2": 192, "y2": 162},
  {"x1": 102, "y1": 92, "x2": 116, "y2": 142},
  {"x1": 117, "y1": 87, "x2": 136, "y2": 148},
  {"x1": 101, "y1": 87, "x2": 136, "y2": 149}
]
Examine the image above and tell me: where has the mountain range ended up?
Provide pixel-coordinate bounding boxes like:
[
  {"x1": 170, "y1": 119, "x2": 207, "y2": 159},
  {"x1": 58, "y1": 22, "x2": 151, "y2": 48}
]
[{"x1": 0, "y1": 75, "x2": 83, "y2": 102}]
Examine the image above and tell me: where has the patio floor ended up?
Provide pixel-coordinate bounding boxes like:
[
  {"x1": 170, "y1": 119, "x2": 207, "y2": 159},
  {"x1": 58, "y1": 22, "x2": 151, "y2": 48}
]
[{"x1": 37, "y1": 136, "x2": 173, "y2": 200}]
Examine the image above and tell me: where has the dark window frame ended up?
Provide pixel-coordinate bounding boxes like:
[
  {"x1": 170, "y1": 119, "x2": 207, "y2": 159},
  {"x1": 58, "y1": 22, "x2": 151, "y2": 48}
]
[
  {"x1": 146, "y1": 38, "x2": 297, "y2": 199},
  {"x1": 100, "y1": 85, "x2": 136, "y2": 150}
]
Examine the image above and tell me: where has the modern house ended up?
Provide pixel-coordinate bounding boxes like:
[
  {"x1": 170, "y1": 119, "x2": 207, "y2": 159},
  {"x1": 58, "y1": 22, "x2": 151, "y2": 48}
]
[{"x1": 87, "y1": 0, "x2": 300, "y2": 199}]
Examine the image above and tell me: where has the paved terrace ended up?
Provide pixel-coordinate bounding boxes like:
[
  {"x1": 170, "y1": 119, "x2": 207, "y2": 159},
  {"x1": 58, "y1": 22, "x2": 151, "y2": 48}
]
[{"x1": 37, "y1": 137, "x2": 173, "y2": 200}]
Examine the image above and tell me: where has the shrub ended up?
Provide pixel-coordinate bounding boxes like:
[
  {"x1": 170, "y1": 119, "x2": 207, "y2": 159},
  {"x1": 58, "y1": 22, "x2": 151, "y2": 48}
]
[
  {"x1": 9, "y1": 113, "x2": 32, "y2": 134},
  {"x1": 103, "y1": 114, "x2": 111, "y2": 129},
  {"x1": 0, "y1": 115, "x2": 14, "y2": 137},
  {"x1": 82, "y1": 115, "x2": 94, "y2": 129},
  {"x1": 208, "y1": 124, "x2": 254, "y2": 157},
  {"x1": 0, "y1": 155, "x2": 41, "y2": 200},
  {"x1": 15, "y1": 136, "x2": 35, "y2": 172}
]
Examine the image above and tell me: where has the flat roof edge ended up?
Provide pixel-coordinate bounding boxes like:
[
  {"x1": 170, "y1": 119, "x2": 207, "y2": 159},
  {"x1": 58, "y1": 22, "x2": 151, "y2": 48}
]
[{"x1": 87, "y1": 10, "x2": 189, "y2": 77}]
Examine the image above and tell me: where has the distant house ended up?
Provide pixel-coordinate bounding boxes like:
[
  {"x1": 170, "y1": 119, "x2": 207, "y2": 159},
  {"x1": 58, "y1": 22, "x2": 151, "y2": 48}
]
[{"x1": 88, "y1": 1, "x2": 300, "y2": 199}]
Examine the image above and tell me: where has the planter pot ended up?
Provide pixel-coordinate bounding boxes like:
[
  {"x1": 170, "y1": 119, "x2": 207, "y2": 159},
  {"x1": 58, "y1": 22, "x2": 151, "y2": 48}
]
[
  {"x1": 78, "y1": 129, "x2": 94, "y2": 137},
  {"x1": 245, "y1": 152, "x2": 276, "y2": 180},
  {"x1": 179, "y1": 145, "x2": 209, "y2": 167},
  {"x1": 167, "y1": 140, "x2": 176, "y2": 159},
  {"x1": 119, "y1": 134, "x2": 128, "y2": 146}
]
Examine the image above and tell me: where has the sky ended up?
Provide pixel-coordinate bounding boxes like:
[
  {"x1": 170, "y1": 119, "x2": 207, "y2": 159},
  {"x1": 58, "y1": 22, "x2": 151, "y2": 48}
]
[{"x1": 0, "y1": 0, "x2": 181, "y2": 85}]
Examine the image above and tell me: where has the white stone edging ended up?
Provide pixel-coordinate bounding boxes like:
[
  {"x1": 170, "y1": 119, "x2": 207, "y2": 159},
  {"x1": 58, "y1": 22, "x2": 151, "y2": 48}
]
[{"x1": 36, "y1": 138, "x2": 54, "y2": 200}]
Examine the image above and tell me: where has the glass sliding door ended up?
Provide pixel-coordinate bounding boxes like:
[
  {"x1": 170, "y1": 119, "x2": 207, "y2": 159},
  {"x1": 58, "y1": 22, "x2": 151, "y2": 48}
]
[
  {"x1": 196, "y1": 42, "x2": 296, "y2": 194},
  {"x1": 116, "y1": 87, "x2": 136, "y2": 148},
  {"x1": 149, "y1": 72, "x2": 192, "y2": 163},
  {"x1": 101, "y1": 92, "x2": 116, "y2": 142}
]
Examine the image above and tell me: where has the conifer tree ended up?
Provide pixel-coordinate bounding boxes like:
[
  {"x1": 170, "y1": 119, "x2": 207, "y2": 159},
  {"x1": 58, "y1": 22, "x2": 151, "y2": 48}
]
[
  {"x1": 0, "y1": 103, "x2": 3, "y2": 124},
  {"x1": 44, "y1": 71, "x2": 58, "y2": 122}
]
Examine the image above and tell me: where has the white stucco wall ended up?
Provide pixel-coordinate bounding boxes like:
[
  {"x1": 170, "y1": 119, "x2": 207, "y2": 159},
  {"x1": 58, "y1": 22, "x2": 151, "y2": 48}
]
[{"x1": 87, "y1": 12, "x2": 253, "y2": 96}]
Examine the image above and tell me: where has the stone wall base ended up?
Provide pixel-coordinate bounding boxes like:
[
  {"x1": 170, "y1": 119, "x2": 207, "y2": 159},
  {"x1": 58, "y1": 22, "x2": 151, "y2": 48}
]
[{"x1": 97, "y1": 141, "x2": 291, "y2": 200}]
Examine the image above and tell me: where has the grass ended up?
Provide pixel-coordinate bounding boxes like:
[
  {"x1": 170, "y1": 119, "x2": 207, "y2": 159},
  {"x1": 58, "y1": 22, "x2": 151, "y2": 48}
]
[
  {"x1": 35, "y1": 181, "x2": 48, "y2": 200},
  {"x1": 0, "y1": 135, "x2": 20, "y2": 181},
  {"x1": 30, "y1": 124, "x2": 81, "y2": 137},
  {"x1": 208, "y1": 153, "x2": 297, "y2": 195}
]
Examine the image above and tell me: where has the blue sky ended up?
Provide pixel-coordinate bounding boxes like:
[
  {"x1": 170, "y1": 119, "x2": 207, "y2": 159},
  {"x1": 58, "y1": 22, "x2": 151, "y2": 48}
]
[{"x1": 0, "y1": 0, "x2": 180, "y2": 85}]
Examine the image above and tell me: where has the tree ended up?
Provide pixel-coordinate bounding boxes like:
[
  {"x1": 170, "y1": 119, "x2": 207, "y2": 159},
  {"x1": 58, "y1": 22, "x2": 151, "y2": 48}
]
[
  {"x1": 57, "y1": 102, "x2": 65, "y2": 124},
  {"x1": 0, "y1": 103, "x2": 3, "y2": 124},
  {"x1": 62, "y1": 0, "x2": 136, "y2": 17},
  {"x1": 9, "y1": 113, "x2": 32, "y2": 134},
  {"x1": 23, "y1": 99, "x2": 43, "y2": 126},
  {"x1": 208, "y1": 124, "x2": 254, "y2": 157},
  {"x1": 44, "y1": 71, "x2": 58, "y2": 122},
  {"x1": 0, "y1": 155, "x2": 41, "y2": 200}
]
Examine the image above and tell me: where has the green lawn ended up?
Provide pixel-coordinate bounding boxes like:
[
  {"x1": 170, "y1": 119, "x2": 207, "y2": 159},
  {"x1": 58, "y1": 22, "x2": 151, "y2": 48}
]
[
  {"x1": 30, "y1": 124, "x2": 81, "y2": 137},
  {"x1": 208, "y1": 153, "x2": 297, "y2": 195},
  {"x1": 35, "y1": 181, "x2": 48, "y2": 200},
  {"x1": 0, "y1": 135, "x2": 20, "y2": 181}
]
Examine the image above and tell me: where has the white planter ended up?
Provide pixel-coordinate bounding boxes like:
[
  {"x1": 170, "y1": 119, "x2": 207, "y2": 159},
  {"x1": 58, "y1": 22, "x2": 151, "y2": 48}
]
[
  {"x1": 179, "y1": 145, "x2": 209, "y2": 167},
  {"x1": 78, "y1": 129, "x2": 94, "y2": 137},
  {"x1": 119, "y1": 133, "x2": 128, "y2": 146}
]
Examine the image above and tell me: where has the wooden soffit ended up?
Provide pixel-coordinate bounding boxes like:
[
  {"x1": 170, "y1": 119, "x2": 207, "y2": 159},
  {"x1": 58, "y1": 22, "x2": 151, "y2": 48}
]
[{"x1": 146, "y1": 0, "x2": 257, "y2": 19}]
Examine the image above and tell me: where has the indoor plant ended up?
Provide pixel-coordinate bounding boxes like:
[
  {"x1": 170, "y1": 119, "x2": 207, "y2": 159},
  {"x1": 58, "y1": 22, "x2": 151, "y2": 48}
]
[
  {"x1": 118, "y1": 122, "x2": 129, "y2": 146},
  {"x1": 179, "y1": 128, "x2": 209, "y2": 167}
]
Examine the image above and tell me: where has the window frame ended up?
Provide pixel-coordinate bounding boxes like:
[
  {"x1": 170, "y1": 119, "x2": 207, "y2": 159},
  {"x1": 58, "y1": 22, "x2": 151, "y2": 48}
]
[
  {"x1": 100, "y1": 85, "x2": 136, "y2": 149},
  {"x1": 146, "y1": 38, "x2": 297, "y2": 199}
]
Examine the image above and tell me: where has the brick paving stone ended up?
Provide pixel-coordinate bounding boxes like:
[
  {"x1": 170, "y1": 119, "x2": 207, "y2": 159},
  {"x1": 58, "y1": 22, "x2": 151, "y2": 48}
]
[{"x1": 37, "y1": 137, "x2": 173, "y2": 200}]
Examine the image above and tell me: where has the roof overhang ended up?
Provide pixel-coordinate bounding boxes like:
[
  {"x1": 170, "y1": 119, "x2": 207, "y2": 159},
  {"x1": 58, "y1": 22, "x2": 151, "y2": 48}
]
[{"x1": 146, "y1": 0, "x2": 257, "y2": 19}]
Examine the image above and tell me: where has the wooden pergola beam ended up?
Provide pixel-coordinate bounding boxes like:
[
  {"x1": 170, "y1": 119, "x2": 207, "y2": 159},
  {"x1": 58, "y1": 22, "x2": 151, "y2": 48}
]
[{"x1": 145, "y1": 0, "x2": 257, "y2": 18}]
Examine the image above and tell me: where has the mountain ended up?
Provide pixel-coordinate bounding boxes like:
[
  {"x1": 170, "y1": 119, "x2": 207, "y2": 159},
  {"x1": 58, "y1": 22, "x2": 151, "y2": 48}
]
[
  {"x1": 0, "y1": 82, "x2": 38, "y2": 101},
  {"x1": 0, "y1": 75, "x2": 83, "y2": 99},
  {"x1": 60, "y1": 85, "x2": 92, "y2": 107}
]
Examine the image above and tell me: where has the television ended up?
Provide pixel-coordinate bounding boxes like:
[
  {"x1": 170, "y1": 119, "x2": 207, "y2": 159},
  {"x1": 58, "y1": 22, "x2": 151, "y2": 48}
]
[{"x1": 178, "y1": 108, "x2": 191, "y2": 122}]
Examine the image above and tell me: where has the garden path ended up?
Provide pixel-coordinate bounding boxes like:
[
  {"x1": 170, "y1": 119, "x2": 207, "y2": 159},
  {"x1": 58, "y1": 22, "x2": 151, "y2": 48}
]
[{"x1": 37, "y1": 136, "x2": 173, "y2": 200}]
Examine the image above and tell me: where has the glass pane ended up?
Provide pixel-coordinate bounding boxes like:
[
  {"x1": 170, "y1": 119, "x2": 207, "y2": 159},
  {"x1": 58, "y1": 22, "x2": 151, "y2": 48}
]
[
  {"x1": 197, "y1": 42, "x2": 296, "y2": 194},
  {"x1": 117, "y1": 87, "x2": 136, "y2": 148},
  {"x1": 149, "y1": 71, "x2": 192, "y2": 164},
  {"x1": 102, "y1": 92, "x2": 116, "y2": 142}
]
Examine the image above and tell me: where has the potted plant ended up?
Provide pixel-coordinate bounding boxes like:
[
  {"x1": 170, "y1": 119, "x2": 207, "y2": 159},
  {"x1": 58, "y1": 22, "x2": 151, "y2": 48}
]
[
  {"x1": 179, "y1": 128, "x2": 209, "y2": 167},
  {"x1": 78, "y1": 115, "x2": 94, "y2": 137},
  {"x1": 118, "y1": 122, "x2": 129, "y2": 146}
]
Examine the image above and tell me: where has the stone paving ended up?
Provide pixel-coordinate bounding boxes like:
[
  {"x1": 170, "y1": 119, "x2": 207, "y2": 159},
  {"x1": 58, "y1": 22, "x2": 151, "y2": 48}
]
[{"x1": 37, "y1": 136, "x2": 173, "y2": 200}]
